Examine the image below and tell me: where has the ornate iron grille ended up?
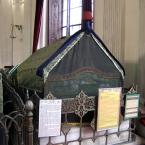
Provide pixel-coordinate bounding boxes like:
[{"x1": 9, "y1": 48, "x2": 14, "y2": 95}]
[
  {"x1": 0, "y1": 70, "x2": 34, "y2": 145},
  {"x1": 0, "y1": 111, "x2": 25, "y2": 145},
  {"x1": 0, "y1": 69, "x2": 136, "y2": 145},
  {"x1": 29, "y1": 91, "x2": 136, "y2": 145}
]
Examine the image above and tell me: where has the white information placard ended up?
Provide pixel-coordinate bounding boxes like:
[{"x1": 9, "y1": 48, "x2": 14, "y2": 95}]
[{"x1": 38, "y1": 99, "x2": 62, "y2": 137}]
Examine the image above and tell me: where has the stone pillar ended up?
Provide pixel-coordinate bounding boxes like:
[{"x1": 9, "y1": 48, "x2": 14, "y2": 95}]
[
  {"x1": 24, "y1": 0, "x2": 36, "y2": 57},
  {"x1": 94, "y1": 0, "x2": 141, "y2": 88},
  {"x1": 138, "y1": 0, "x2": 145, "y2": 99},
  {"x1": 25, "y1": 99, "x2": 34, "y2": 145},
  {"x1": 94, "y1": 0, "x2": 125, "y2": 63},
  {"x1": 124, "y1": 0, "x2": 139, "y2": 86},
  {"x1": 93, "y1": 0, "x2": 104, "y2": 40},
  {"x1": 103, "y1": 0, "x2": 125, "y2": 63}
]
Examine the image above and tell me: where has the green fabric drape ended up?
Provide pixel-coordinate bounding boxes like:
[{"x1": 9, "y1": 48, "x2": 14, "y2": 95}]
[{"x1": 16, "y1": 38, "x2": 68, "y2": 92}]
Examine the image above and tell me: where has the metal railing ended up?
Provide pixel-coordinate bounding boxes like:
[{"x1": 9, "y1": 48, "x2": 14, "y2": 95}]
[
  {"x1": 0, "y1": 89, "x2": 136, "y2": 145},
  {"x1": 0, "y1": 70, "x2": 34, "y2": 145},
  {"x1": 0, "y1": 69, "x2": 136, "y2": 145},
  {"x1": 0, "y1": 100, "x2": 34, "y2": 145},
  {"x1": 29, "y1": 91, "x2": 136, "y2": 145}
]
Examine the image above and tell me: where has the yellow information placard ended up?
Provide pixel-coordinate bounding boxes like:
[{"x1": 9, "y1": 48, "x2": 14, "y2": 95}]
[{"x1": 97, "y1": 88, "x2": 121, "y2": 131}]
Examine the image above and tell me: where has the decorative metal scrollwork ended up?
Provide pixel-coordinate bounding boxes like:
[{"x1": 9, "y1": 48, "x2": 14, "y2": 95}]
[
  {"x1": 62, "y1": 124, "x2": 71, "y2": 136},
  {"x1": 45, "y1": 92, "x2": 55, "y2": 99},
  {"x1": 74, "y1": 91, "x2": 90, "y2": 118},
  {"x1": 0, "y1": 112, "x2": 25, "y2": 145},
  {"x1": 62, "y1": 98, "x2": 76, "y2": 113},
  {"x1": 91, "y1": 118, "x2": 95, "y2": 130},
  {"x1": 61, "y1": 91, "x2": 95, "y2": 115}
]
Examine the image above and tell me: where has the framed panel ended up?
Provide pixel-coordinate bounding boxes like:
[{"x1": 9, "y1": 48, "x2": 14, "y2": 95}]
[
  {"x1": 124, "y1": 93, "x2": 140, "y2": 120},
  {"x1": 96, "y1": 88, "x2": 121, "y2": 131}
]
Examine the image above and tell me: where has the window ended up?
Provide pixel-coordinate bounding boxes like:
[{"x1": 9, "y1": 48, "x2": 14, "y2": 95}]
[
  {"x1": 38, "y1": 0, "x2": 93, "y2": 49},
  {"x1": 62, "y1": 0, "x2": 82, "y2": 36},
  {"x1": 62, "y1": 0, "x2": 93, "y2": 37}
]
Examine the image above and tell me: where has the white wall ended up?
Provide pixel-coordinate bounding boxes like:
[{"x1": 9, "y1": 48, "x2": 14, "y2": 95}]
[
  {"x1": 0, "y1": 0, "x2": 35, "y2": 68},
  {"x1": 12, "y1": 2, "x2": 25, "y2": 66}
]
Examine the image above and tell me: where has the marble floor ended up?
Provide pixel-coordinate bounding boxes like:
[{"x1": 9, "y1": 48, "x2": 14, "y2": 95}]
[
  {"x1": 124, "y1": 135, "x2": 145, "y2": 145},
  {"x1": 40, "y1": 135, "x2": 145, "y2": 145},
  {"x1": 41, "y1": 135, "x2": 145, "y2": 145}
]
